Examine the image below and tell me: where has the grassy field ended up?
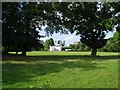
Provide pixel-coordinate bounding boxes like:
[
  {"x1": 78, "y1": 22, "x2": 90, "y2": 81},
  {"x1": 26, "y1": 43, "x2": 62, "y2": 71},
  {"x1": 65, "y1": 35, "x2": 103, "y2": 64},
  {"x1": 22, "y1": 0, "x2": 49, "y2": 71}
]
[{"x1": 2, "y1": 51, "x2": 119, "y2": 88}]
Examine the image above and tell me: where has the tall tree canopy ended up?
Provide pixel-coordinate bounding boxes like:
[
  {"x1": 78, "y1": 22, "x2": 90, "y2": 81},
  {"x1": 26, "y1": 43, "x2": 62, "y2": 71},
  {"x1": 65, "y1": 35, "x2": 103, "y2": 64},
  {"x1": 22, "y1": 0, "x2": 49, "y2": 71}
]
[
  {"x1": 2, "y1": 2, "x2": 41, "y2": 55},
  {"x1": 2, "y1": 2, "x2": 58, "y2": 56},
  {"x1": 2, "y1": 2, "x2": 120, "y2": 56},
  {"x1": 51, "y1": 2, "x2": 120, "y2": 56}
]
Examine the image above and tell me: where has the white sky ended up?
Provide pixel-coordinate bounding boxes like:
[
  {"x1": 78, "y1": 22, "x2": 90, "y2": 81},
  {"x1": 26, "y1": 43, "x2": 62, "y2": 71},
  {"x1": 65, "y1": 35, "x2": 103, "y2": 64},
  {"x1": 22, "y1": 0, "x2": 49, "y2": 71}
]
[{"x1": 39, "y1": 29, "x2": 115, "y2": 46}]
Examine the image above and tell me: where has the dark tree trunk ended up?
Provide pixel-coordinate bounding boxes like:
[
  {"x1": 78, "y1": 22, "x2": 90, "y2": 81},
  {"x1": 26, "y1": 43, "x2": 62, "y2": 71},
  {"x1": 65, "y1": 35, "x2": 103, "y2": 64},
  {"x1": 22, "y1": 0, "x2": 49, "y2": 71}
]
[
  {"x1": 91, "y1": 48, "x2": 97, "y2": 57},
  {"x1": 16, "y1": 51, "x2": 18, "y2": 55},
  {"x1": 21, "y1": 50, "x2": 26, "y2": 56},
  {"x1": 16, "y1": 45, "x2": 19, "y2": 55},
  {"x1": 3, "y1": 50, "x2": 8, "y2": 55},
  {"x1": 21, "y1": 45, "x2": 27, "y2": 56},
  {"x1": 3, "y1": 46, "x2": 10, "y2": 55}
]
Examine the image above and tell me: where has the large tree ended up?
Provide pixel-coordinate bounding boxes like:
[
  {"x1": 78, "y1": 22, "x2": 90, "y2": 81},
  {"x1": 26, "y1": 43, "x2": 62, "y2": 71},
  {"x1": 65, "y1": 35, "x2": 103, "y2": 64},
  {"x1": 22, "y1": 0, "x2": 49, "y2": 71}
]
[
  {"x1": 2, "y1": 2, "x2": 57, "y2": 56},
  {"x1": 2, "y1": 3, "x2": 18, "y2": 54},
  {"x1": 2, "y1": 2, "x2": 43, "y2": 56},
  {"x1": 51, "y1": 2, "x2": 119, "y2": 56}
]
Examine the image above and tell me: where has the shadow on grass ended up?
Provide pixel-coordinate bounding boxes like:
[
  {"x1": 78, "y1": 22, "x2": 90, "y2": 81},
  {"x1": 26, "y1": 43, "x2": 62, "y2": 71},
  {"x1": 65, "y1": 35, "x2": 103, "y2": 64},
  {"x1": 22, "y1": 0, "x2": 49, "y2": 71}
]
[
  {"x1": 2, "y1": 54, "x2": 119, "y2": 61},
  {"x1": 2, "y1": 61, "x2": 100, "y2": 86},
  {"x1": 2, "y1": 54, "x2": 119, "y2": 87}
]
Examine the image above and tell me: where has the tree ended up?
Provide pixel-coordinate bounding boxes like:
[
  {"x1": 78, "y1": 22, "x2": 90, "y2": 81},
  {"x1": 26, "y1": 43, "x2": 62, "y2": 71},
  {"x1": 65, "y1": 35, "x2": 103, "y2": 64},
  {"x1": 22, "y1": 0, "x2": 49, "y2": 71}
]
[
  {"x1": 109, "y1": 2, "x2": 120, "y2": 33},
  {"x1": 105, "y1": 3, "x2": 120, "y2": 52},
  {"x1": 44, "y1": 40, "x2": 50, "y2": 51},
  {"x1": 69, "y1": 44, "x2": 75, "y2": 50},
  {"x1": 62, "y1": 41, "x2": 65, "y2": 47},
  {"x1": 57, "y1": 40, "x2": 62, "y2": 45},
  {"x1": 79, "y1": 42, "x2": 91, "y2": 51},
  {"x1": 2, "y1": 2, "x2": 56, "y2": 56},
  {"x1": 74, "y1": 44, "x2": 79, "y2": 51},
  {"x1": 79, "y1": 43, "x2": 85, "y2": 51},
  {"x1": 99, "y1": 31, "x2": 120, "y2": 52},
  {"x1": 44, "y1": 38, "x2": 54, "y2": 51},
  {"x1": 52, "y1": 2, "x2": 119, "y2": 56},
  {"x1": 2, "y1": 2, "x2": 43, "y2": 55},
  {"x1": 3, "y1": 2, "x2": 120, "y2": 57},
  {"x1": 57, "y1": 40, "x2": 65, "y2": 47},
  {"x1": 2, "y1": 3, "x2": 19, "y2": 54},
  {"x1": 49, "y1": 38, "x2": 55, "y2": 46},
  {"x1": 68, "y1": 42, "x2": 90, "y2": 51}
]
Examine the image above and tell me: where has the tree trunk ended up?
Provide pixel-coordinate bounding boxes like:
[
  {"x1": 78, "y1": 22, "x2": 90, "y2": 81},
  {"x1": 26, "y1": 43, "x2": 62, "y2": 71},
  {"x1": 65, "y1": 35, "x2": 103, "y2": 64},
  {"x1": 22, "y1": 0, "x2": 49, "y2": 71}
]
[
  {"x1": 16, "y1": 51, "x2": 18, "y2": 55},
  {"x1": 91, "y1": 48, "x2": 97, "y2": 57},
  {"x1": 21, "y1": 50, "x2": 26, "y2": 56},
  {"x1": 3, "y1": 46, "x2": 9, "y2": 55}
]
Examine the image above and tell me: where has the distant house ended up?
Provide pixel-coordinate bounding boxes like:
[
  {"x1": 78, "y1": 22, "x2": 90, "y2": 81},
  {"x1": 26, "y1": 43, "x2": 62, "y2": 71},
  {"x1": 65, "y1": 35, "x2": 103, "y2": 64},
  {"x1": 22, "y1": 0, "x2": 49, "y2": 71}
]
[
  {"x1": 50, "y1": 45, "x2": 62, "y2": 51},
  {"x1": 50, "y1": 40, "x2": 64, "y2": 51}
]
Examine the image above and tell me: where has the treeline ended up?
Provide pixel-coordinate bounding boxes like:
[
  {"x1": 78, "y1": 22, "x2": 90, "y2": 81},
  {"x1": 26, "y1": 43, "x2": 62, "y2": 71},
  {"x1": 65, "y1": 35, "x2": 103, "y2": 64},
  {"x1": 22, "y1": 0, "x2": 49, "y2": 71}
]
[
  {"x1": 98, "y1": 32, "x2": 120, "y2": 52},
  {"x1": 65, "y1": 42, "x2": 91, "y2": 51},
  {"x1": 66, "y1": 32, "x2": 120, "y2": 52}
]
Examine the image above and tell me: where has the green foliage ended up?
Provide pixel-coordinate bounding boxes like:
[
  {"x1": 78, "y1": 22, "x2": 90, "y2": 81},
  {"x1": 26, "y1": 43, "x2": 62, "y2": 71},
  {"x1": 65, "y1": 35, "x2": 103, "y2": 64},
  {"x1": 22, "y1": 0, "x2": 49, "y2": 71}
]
[
  {"x1": 61, "y1": 41, "x2": 65, "y2": 47},
  {"x1": 57, "y1": 40, "x2": 65, "y2": 47},
  {"x1": 44, "y1": 38, "x2": 54, "y2": 51},
  {"x1": 2, "y1": 2, "x2": 120, "y2": 57},
  {"x1": 52, "y1": 2, "x2": 120, "y2": 56},
  {"x1": 69, "y1": 44, "x2": 75, "y2": 50},
  {"x1": 2, "y1": 2, "x2": 65, "y2": 55},
  {"x1": 2, "y1": 2, "x2": 45, "y2": 55},
  {"x1": 79, "y1": 43, "x2": 91, "y2": 51},
  {"x1": 68, "y1": 42, "x2": 91, "y2": 51},
  {"x1": 99, "y1": 31, "x2": 120, "y2": 52},
  {"x1": 74, "y1": 43, "x2": 80, "y2": 51}
]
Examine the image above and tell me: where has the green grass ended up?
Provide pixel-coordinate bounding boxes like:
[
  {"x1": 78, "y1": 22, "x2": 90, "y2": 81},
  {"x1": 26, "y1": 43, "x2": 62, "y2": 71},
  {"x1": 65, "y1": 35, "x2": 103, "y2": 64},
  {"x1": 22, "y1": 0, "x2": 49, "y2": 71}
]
[{"x1": 2, "y1": 51, "x2": 118, "y2": 88}]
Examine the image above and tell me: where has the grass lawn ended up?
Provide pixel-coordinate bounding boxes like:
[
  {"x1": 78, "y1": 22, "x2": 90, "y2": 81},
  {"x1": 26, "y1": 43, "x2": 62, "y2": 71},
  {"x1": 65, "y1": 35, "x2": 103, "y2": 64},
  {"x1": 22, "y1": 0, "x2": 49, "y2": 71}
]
[{"x1": 2, "y1": 51, "x2": 119, "y2": 88}]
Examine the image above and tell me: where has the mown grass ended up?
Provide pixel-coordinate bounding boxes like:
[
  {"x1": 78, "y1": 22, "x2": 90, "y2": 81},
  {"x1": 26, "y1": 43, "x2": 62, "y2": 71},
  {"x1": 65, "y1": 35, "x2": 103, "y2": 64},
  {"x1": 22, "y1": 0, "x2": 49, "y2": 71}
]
[{"x1": 2, "y1": 51, "x2": 119, "y2": 88}]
